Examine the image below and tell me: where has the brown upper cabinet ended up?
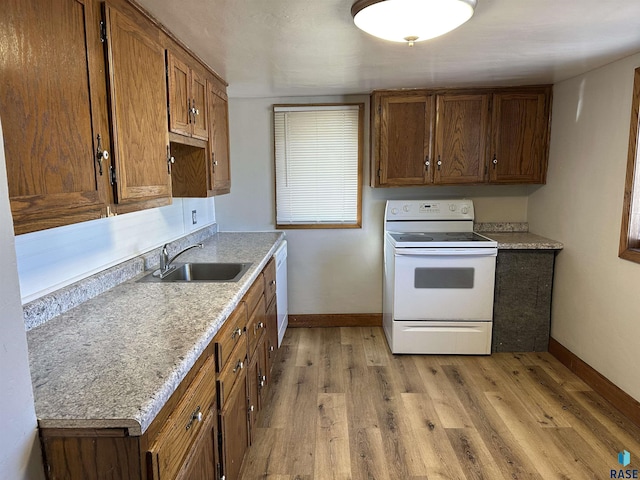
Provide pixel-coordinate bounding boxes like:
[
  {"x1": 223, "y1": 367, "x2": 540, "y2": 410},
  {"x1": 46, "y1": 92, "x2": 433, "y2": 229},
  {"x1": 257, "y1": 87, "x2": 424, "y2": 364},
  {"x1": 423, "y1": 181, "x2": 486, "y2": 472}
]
[
  {"x1": 376, "y1": 93, "x2": 434, "y2": 186},
  {"x1": 0, "y1": 0, "x2": 111, "y2": 234},
  {"x1": 434, "y1": 92, "x2": 490, "y2": 184},
  {"x1": 169, "y1": 76, "x2": 231, "y2": 198},
  {"x1": 0, "y1": 0, "x2": 229, "y2": 234},
  {"x1": 167, "y1": 51, "x2": 209, "y2": 141},
  {"x1": 103, "y1": 3, "x2": 172, "y2": 212},
  {"x1": 208, "y1": 82, "x2": 232, "y2": 195},
  {"x1": 371, "y1": 85, "x2": 552, "y2": 187},
  {"x1": 489, "y1": 89, "x2": 551, "y2": 183}
]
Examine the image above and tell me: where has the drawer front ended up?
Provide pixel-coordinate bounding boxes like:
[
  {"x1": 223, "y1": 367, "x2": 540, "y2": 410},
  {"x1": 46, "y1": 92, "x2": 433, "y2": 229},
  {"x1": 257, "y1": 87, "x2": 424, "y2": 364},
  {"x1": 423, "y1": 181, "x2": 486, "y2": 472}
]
[
  {"x1": 214, "y1": 303, "x2": 248, "y2": 373},
  {"x1": 243, "y1": 273, "x2": 264, "y2": 316},
  {"x1": 217, "y1": 340, "x2": 247, "y2": 409},
  {"x1": 148, "y1": 354, "x2": 216, "y2": 480},
  {"x1": 247, "y1": 295, "x2": 266, "y2": 358},
  {"x1": 263, "y1": 257, "x2": 276, "y2": 306}
]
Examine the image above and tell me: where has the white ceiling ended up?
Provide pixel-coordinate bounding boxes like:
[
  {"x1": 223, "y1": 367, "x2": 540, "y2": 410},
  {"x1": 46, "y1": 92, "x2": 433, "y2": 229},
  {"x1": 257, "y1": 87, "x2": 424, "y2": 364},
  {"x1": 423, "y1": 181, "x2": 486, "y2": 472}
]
[{"x1": 137, "y1": 0, "x2": 640, "y2": 98}]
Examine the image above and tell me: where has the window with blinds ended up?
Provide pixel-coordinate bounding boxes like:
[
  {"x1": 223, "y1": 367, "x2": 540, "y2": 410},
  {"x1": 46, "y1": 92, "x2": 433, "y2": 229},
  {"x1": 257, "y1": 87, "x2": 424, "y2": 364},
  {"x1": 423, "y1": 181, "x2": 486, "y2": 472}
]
[{"x1": 273, "y1": 104, "x2": 363, "y2": 228}]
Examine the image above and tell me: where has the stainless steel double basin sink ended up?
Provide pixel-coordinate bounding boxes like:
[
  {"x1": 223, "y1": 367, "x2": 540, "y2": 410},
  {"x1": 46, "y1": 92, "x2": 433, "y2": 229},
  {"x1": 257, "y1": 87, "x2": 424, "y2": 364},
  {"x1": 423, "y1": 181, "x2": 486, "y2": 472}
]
[{"x1": 139, "y1": 262, "x2": 252, "y2": 283}]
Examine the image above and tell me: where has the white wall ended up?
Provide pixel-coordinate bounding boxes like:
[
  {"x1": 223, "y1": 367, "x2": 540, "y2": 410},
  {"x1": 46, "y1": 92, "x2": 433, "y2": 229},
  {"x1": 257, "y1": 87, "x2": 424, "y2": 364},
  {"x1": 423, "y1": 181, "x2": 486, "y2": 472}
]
[
  {"x1": 528, "y1": 53, "x2": 640, "y2": 402},
  {"x1": 0, "y1": 120, "x2": 45, "y2": 479},
  {"x1": 216, "y1": 95, "x2": 535, "y2": 314},
  {"x1": 15, "y1": 197, "x2": 215, "y2": 303}
]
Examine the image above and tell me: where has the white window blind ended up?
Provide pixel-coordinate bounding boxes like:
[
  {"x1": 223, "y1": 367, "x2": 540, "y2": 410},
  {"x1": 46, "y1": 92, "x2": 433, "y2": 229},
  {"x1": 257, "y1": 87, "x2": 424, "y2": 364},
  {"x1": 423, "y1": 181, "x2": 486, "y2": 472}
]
[{"x1": 274, "y1": 104, "x2": 362, "y2": 227}]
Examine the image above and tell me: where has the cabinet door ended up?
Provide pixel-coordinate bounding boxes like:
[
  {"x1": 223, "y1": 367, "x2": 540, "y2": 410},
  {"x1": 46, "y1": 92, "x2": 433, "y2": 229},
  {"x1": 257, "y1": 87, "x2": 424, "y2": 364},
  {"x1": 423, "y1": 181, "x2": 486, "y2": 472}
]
[
  {"x1": 174, "y1": 406, "x2": 217, "y2": 480},
  {"x1": 247, "y1": 352, "x2": 259, "y2": 444},
  {"x1": 219, "y1": 372, "x2": 249, "y2": 480},
  {"x1": 104, "y1": 5, "x2": 171, "y2": 205},
  {"x1": 208, "y1": 83, "x2": 231, "y2": 195},
  {"x1": 490, "y1": 89, "x2": 551, "y2": 184},
  {"x1": 191, "y1": 69, "x2": 209, "y2": 140},
  {"x1": 434, "y1": 93, "x2": 489, "y2": 184},
  {"x1": 377, "y1": 94, "x2": 434, "y2": 186},
  {"x1": 265, "y1": 298, "x2": 278, "y2": 375},
  {"x1": 0, "y1": 0, "x2": 109, "y2": 234},
  {"x1": 167, "y1": 52, "x2": 191, "y2": 137}
]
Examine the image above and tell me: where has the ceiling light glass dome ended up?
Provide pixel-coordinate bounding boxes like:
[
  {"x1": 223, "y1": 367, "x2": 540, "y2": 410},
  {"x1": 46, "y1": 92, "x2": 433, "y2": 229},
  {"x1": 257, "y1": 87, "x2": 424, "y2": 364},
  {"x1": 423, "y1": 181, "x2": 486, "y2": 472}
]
[{"x1": 352, "y1": 0, "x2": 477, "y2": 45}]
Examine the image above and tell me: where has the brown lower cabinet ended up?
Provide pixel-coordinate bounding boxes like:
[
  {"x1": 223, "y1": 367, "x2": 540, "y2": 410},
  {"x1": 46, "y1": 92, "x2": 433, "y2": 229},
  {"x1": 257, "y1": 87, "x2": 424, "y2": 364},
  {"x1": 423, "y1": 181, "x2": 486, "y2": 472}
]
[
  {"x1": 174, "y1": 406, "x2": 218, "y2": 480},
  {"x1": 218, "y1": 367, "x2": 249, "y2": 480},
  {"x1": 39, "y1": 256, "x2": 280, "y2": 480}
]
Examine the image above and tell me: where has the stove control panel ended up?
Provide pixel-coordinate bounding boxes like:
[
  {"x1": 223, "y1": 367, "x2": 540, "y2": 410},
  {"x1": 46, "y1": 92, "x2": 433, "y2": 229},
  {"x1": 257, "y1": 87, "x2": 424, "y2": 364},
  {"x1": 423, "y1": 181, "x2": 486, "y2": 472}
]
[{"x1": 385, "y1": 199, "x2": 474, "y2": 221}]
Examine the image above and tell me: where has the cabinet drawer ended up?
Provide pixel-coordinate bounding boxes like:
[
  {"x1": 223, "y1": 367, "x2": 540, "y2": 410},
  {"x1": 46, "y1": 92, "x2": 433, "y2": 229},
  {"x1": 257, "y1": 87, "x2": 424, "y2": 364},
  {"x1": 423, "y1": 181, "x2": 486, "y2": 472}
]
[
  {"x1": 214, "y1": 303, "x2": 247, "y2": 373},
  {"x1": 217, "y1": 341, "x2": 247, "y2": 409},
  {"x1": 148, "y1": 354, "x2": 216, "y2": 480},
  {"x1": 247, "y1": 295, "x2": 266, "y2": 358},
  {"x1": 243, "y1": 273, "x2": 264, "y2": 315},
  {"x1": 263, "y1": 257, "x2": 276, "y2": 307}
]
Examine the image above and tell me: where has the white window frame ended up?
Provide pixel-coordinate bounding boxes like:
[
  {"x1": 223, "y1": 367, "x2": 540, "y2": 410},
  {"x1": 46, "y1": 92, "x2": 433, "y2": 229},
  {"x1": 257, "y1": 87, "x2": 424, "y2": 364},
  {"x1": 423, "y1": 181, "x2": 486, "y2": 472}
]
[{"x1": 273, "y1": 103, "x2": 364, "y2": 229}]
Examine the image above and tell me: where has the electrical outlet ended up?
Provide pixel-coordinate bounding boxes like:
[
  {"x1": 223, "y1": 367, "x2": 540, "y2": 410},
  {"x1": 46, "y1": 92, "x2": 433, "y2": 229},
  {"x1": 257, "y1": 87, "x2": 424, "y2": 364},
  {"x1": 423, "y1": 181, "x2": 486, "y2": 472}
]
[{"x1": 191, "y1": 210, "x2": 197, "y2": 225}]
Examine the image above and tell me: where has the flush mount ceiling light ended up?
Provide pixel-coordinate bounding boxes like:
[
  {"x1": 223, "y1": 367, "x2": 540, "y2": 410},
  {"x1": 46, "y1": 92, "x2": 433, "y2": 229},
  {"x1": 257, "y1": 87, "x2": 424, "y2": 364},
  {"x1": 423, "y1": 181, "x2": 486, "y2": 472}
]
[{"x1": 351, "y1": 0, "x2": 477, "y2": 46}]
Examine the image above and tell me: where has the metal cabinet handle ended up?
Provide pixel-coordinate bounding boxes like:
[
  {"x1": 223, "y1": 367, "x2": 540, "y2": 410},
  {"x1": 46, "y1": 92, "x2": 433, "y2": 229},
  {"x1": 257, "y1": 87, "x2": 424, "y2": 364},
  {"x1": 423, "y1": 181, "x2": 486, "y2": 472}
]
[
  {"x1": 233, "y1": 360, "x2": 244, "y2": 373},
  {"x1": 249, "y1": 405, "x2": 254, "y2": 412},
  {"x1": 189, "y1": 99, "x2": 199, "y2": 124},
  {"x1": 269, "y1": 345, "x2": 275, "y2": 352},
  {"x1": 95, "y1": 134, "x2": 109, "y2": 176},
  {"x1": 437, "y1": 155, "x2": 442, "y2": 171},
  {"x1": 492, "y1": 154, "x2": 498, "y2": 168},
  {"x1": 167, "y1": 146, "x2": 175, "y2": 174},
  {"x1": 185, "y1": 405, "x2": 202, "y2": 430},
  {"x1": 269, "y1": 280, "x2": 276, "y2": 286},
  {"x1": 424, "y1": 155, "x2": 430, "y2": 170},
  {"x1": 232, "y1": 327, "x2": 243, "y2": 340}
]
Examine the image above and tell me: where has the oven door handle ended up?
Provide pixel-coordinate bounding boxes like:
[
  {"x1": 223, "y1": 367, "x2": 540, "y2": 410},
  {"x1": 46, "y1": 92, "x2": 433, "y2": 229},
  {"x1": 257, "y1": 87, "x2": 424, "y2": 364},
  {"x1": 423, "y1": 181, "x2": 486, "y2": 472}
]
[{"x1": 394, "y1": 248, "x2": 497, "y2": 257}]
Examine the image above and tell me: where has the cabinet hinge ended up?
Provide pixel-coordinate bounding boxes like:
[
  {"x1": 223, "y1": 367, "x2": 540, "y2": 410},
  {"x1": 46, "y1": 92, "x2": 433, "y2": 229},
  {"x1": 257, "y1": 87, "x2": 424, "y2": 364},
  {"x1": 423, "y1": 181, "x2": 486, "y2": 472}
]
[
  {"x1": 99, "y1": 20, "x2": 107, "y2": 43},
  {"x1": 109, "y1": 164, "x2": 117, "y2": 186},
  {"x1": 378, "y1": 168, "x2": 382, "y2": 178},
  {"x1": 377, "y1": 104, "x2": 382, "y2": 115}
]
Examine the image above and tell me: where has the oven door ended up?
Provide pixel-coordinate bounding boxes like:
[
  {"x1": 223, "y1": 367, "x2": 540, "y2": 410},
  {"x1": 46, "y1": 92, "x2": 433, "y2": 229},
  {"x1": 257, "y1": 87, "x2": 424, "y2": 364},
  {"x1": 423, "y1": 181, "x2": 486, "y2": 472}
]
[{"x1": 393, "y1": 247, "x2": 497, "y2": 321}]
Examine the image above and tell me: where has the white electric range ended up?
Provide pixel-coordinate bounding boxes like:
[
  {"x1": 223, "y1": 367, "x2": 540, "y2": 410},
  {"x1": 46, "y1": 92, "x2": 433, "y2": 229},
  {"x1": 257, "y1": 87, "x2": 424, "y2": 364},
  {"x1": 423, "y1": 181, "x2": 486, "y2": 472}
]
[{"x1": 383, "y1": 199, "x2": 497, "y2": 354}]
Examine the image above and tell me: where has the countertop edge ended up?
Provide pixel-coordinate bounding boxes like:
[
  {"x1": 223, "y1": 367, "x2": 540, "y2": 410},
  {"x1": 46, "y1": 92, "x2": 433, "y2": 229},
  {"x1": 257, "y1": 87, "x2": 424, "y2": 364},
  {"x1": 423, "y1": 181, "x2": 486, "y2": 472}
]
[{"x1": 482, "y1": 232, "x2": 564, "y2": 250}]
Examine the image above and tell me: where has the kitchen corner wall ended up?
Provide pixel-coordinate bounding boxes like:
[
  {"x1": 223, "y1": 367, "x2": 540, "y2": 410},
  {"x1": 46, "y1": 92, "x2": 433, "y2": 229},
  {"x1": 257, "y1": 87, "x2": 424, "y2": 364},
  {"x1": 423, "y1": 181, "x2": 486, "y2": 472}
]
[
  {"x1": 528, "y1": 52, "x2": 640, "y2": 402},
  {"x1": 0, "y1": 119, "x2": 45, "y2": 479},
  {"x1": 216, "y1": 95, "x2": 535, "y2": 314},
  {"x1": 15, "y1": 197, "x2": 216, "y2": 303}
]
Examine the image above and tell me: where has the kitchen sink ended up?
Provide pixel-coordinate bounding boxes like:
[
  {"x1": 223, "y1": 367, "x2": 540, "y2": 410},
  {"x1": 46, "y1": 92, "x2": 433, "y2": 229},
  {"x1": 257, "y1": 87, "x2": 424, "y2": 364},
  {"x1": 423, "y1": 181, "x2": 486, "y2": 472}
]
[{"x1": 139, "y1": 262, "x2": 252, "y2": 283}]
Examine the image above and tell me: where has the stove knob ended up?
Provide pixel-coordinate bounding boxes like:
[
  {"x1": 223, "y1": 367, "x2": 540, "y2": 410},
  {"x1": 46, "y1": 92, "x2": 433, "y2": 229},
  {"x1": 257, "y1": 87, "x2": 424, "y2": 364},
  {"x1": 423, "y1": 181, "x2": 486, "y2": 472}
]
[
  {"x1": 391, "y1": 208, "x2": 399, "y2": 215},
  {"x1": 403, "y1": 204, "x2": 410, "y2": 212},
  {"x1": 449, "y1": 204, "x2": 456, "y2": 211},
  {"x1": 461, "y1": 206, "x2": 469, "y2": 214}
]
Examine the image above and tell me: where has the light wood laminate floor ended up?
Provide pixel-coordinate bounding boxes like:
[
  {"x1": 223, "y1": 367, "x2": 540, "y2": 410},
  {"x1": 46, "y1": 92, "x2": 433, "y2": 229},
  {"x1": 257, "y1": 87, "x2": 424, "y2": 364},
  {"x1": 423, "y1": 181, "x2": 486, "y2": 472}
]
[{"x1": 240, "y1": 327, "x2": 640, "y2": 480}]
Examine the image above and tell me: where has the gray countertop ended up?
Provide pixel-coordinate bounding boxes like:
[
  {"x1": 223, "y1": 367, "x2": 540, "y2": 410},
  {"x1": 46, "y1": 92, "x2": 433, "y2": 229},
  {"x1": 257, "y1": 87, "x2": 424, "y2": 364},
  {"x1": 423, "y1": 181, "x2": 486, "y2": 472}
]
[
  {"x1": 483, "y1": 232, "x2": 563, "y2": 250},
  {"x1": 27, "y1": 231, "x2": 285, "y2": 436}
]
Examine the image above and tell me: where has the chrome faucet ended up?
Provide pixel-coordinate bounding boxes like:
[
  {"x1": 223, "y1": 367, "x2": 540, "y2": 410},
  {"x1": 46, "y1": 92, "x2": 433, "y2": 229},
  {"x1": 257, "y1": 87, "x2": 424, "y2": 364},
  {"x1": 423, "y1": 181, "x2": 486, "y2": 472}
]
[{"x1": 157, "y1": 243, "x2": 203, "y2": 278}]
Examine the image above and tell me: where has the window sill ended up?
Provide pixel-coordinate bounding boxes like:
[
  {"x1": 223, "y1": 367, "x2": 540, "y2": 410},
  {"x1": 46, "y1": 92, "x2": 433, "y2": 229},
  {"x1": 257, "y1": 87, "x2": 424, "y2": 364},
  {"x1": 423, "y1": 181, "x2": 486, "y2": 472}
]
[{"x1": 619, "y1": 246, "x2": 640, "y2": 264}]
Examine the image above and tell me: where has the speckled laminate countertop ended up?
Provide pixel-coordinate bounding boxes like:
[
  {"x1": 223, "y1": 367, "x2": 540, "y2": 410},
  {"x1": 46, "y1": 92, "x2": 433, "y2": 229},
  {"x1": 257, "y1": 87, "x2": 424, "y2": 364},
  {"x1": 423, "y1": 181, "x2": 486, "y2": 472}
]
[
  {"x1": 483, "y1": 232, "x2": 563, "y2": 250},
  {"x1": 27, "y1": 231, "x2": 285, "y2": 436}
]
